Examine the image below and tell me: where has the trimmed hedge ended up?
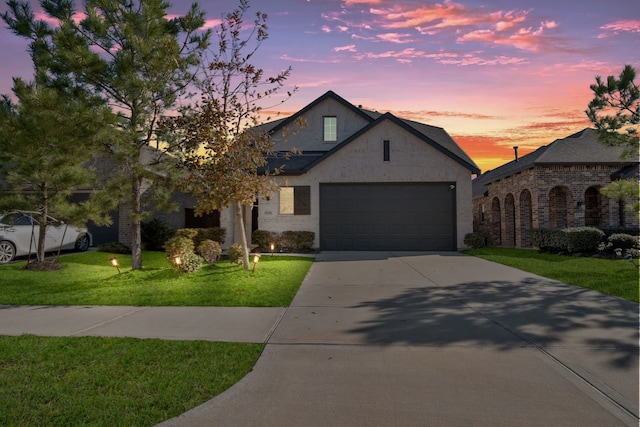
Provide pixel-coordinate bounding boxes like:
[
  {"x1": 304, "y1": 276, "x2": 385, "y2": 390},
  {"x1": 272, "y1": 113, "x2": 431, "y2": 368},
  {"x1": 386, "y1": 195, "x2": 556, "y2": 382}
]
[
  {"x1": 251, "y1": 229, "x2": 316, "y2": 253},
  {"x1": 564, "y1": 227, "x2": 605, "y2": 253},
  {"x1": 530, "y1": 227, "x2": 605, "y2": 254},
  {"x1": 464, "y1": 232, "x2": 486, "y2": 249}
]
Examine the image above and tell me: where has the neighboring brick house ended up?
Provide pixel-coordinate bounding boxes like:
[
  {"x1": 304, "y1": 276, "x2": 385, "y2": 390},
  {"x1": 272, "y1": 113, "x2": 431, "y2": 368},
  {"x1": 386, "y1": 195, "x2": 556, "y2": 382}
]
[
  {"x1": 472, "y1": 128, "x2": 639, "y2": 247},
  {"x1": 221, "y1": 90, "x2": 481, "y2": 251}
]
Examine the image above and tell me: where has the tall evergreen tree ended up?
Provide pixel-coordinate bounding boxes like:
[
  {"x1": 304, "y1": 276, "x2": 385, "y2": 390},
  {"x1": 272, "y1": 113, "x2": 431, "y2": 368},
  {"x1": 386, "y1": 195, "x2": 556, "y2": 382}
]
[
  {"x1": 586, "y1": 64, "x2": 639, "y2": 217},
  {"x1": 2, "y1": 0, "x2": 211, "y2": 269},
  {"x1": 0, "y1": 76, "x2": 114, "y2": 266}
]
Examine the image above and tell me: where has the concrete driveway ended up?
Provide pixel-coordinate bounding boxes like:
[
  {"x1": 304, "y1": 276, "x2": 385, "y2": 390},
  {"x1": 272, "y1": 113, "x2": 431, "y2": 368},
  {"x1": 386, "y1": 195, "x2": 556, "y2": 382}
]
[{"x1": 161, "y1": 252, "x2": 639, "y2": 426}]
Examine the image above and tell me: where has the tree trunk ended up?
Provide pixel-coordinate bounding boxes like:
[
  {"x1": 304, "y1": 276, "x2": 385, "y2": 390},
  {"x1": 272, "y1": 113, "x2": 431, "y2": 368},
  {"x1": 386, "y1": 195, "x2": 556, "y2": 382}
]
[
  {"x1": 36, "y1": 209, "x2": 48, "y2": 263},
  {"x1": 234, "y1": 201, "x2": 250, "y2": 270},
  {"x1": 131, "y1": 175, "x2": 143, "y2": 270}
]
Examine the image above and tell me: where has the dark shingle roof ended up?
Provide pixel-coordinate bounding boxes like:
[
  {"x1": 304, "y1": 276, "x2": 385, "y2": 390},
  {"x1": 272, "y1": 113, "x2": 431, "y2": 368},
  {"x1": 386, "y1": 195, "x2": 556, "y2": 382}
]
[
  {"x1": 261, "y1": 91, "x2": 479, "y2": 175},
  {"x1": 472, "y1": 128, "x2": 637, "y2": 198}
]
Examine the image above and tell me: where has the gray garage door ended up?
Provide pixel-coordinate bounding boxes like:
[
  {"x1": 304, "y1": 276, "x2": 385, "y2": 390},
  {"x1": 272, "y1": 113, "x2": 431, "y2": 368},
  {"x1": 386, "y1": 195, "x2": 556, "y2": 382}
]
[{"x1": 320, "y1": 183, "x2": 456, "y2": 251}]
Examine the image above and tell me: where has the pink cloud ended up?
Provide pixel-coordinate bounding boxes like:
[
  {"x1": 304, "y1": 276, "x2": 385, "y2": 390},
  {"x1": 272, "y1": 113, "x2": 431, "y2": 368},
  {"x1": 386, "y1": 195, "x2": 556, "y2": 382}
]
[
  {"x1": 334, "y1": 44, "x2": 357, "y2": 52},
  {"x1": 376, "y1": 32, "x2": 414, "y2": 43},
  {"x1": 458, "y1": 20, "x2": 559, "y2": 52},
  {"x1": 598, "y1": 19, "x2": 640, "y2": 37}
]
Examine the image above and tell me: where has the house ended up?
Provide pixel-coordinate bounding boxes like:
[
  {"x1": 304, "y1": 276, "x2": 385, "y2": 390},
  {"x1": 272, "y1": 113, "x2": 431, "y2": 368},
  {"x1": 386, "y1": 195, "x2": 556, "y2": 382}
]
[
  {"x1": 218, "y1": 90, "x2": 480, "y2": 251},
  {"x1": 472, "y1": 128, "x2": 639, "y2": 248}
]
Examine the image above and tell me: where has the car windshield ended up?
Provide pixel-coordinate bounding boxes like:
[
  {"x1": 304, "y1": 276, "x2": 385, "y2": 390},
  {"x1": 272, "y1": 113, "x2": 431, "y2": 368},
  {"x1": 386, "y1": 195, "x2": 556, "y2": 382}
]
[{"x1": 0, "y1": 213, "x2": 35, "y2": 226}]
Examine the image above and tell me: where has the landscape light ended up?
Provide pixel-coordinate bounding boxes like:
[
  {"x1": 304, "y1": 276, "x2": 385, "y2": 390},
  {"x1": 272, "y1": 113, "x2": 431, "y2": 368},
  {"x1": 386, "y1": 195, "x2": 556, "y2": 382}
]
[
  {"x1": 110, "y1": 257, "x2": 121, "y2": 274},
  {"x1": 270, "y1": 243, "x2": 275, "y2": 255},
  {"x1": 174, "y1": 255, "x2": 182, "y2": 266},
  {"x1": 252, "y1": 253, "x2": 261, "y2": 272}
]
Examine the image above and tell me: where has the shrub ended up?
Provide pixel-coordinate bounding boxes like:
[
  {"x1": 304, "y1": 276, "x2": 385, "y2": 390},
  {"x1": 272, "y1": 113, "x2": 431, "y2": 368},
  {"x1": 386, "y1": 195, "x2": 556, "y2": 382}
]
[
  {"x1": 164, "y1": 236, "x2": 194, "y2": 260},
  {"x1": 607, "y1": 234, "x2": 638, "y2": 251},
  {"x1": 174, "y1": 252, "x2": 204, "y2": 273},
  {"x1": 227, "y1": 243, "x2": 243, "y2": 264},
  {"x1": 175, "y1": 228, "x2": 199, "y2": 240},
  {"x1": 564, "y1": 227, "x2": 605, "y2": 254},
  {"x1": 195, "y1": 227, "x2": 226, "y2": 246},
  {"x1": 97, "y1": 242, "x2": 130, "y2": 254},
  {"x1": 464, "y1": 232, "x2": 485, "y2": 249},
  {"x1": 252, "y1": 230, "x2": 276, "y2": 250},
  {"x1": 530, "y1": 228, "x2": 568, "y2": 253},
  {"x1": 141, "y1": 218, "x2": 175, "y2": 251},
  {"x1": 197, "y1": 239, "x2": 222, "y2": 265},
  {"x1": 280, "y1": 231, "x2": 315, "y2": 252}
]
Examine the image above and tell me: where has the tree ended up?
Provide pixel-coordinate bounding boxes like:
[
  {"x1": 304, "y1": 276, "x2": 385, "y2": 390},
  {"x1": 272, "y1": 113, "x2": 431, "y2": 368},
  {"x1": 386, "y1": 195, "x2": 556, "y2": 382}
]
[
  {"x1": 586, "y1": 64, "x2": 640, "y2": 218},
  {"x1": 0, "y1": 77, "x2": 114, "y2": 266},
  {"x1": 586, "y1": 64, "x2": 639, "y2": 158},
  {"x1": 173, "y1": 0, "x2": 297, "y2": 269},
  {"x1": 2, "y1": 0, "x2": 211, "y2": 269}
]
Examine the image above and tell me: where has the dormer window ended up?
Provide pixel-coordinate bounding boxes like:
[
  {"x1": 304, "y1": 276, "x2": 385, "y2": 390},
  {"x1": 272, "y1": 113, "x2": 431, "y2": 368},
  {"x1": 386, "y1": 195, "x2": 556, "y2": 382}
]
[{"x1": 323, "y1": 116, "x2": 337, "y2": 142}]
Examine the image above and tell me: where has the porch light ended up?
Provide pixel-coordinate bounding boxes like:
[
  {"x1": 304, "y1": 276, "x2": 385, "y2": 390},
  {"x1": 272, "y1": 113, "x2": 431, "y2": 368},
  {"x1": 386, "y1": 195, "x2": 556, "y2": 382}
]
[
  {"x1": 252, "y1": 253, "x2": 261, "y2": 272},
  {"x1": 110, "y1": 257, "x2": 121, "y2": 274}
]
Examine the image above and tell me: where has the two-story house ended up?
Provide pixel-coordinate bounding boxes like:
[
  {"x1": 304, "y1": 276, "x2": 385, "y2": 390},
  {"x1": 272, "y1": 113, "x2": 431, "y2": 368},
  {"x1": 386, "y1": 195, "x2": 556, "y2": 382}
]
[{"x1": 216, "y1": 90, "x2": 479, "y2": 251}]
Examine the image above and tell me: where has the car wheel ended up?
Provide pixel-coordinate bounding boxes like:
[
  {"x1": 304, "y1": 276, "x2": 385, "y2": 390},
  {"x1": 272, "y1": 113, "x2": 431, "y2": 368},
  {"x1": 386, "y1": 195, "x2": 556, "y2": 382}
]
[
  {"x1": 75, "y1": 234, "x2": 90, "y2": 252},
  {"x1": 0, "y1": 240, "x2": 16, "y2": 264}
]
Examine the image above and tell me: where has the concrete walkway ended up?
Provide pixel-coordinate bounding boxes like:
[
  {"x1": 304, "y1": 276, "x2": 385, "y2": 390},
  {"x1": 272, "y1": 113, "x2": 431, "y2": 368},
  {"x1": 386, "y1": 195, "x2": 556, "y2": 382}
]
[
  {"x1": 160, "y1": 252, "x2": 639, "y2": 426},
  {"x1": 1, "y1": 252, "x2": 638, "y2": 426}
]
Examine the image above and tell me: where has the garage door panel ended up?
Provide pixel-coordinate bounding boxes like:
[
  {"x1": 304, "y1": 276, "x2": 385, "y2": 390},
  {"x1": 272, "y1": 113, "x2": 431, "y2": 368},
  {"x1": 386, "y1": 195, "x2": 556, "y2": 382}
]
[{"x1": 320, "y1": 183, "x2": 456, "y2": 251}]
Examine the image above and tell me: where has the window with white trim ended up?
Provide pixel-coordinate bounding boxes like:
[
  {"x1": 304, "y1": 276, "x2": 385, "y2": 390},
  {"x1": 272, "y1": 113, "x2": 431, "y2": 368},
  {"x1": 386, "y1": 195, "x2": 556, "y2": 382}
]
[
  {"x1": 323, "y1": 116, "x2": 337, "y2": 142},
  {"x1": 279, "y1": 186, "x2": 311, "y2": 215}
]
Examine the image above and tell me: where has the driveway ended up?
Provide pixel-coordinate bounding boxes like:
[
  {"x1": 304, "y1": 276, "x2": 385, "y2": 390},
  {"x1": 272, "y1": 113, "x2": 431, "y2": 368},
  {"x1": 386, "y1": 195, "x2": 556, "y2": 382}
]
[{"x1": 161, "y1": 252, "x2": 638, "y2": 426}]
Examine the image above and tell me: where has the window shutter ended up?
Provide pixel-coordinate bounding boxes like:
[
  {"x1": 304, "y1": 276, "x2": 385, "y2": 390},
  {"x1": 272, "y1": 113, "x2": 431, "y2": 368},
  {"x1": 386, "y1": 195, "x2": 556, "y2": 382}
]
[{"x1": 294, "y1": 186, "x2": 311, "y2": 215}]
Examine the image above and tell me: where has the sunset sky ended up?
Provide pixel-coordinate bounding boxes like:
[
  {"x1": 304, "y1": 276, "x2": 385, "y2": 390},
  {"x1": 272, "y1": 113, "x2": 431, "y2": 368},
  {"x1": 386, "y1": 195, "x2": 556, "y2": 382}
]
[{"x1": 1, "y1": 0, "x2": 639, "y2": 173}]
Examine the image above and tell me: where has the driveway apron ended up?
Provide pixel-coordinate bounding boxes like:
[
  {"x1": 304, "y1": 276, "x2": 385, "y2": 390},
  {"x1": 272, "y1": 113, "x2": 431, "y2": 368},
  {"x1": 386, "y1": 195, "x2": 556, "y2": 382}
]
[{"x1": 161, "y1": 252, "x2": 639, "y2": 427}]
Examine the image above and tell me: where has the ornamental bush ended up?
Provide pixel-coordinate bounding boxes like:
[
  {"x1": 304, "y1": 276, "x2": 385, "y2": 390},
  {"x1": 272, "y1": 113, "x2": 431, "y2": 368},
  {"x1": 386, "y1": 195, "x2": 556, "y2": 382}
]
[
  {"x1": 464, "y1": 232, "x2": 485, "y2": 249},
  {"x1": 280, "y1": 231, "x2": 315, "y2": 252},
  {"x1": 175, "y1": 252, "x2": 204, "y2": 273},
  {"x1": 564, "y1": 227, "x2": 605, "y2": 253},
  {"x1": 197, "y1": 239, "x2": 222, "y2": 265},
  {"x1": 607, "y1": 233, "x2": 638, "y2": 251},
  {"x1": 141, "y1": 218, "x2": 175, "y2": 251},
  {"x1": 227, "y1": 243, "x2": 243, "y2": 264},
  {"x1": 194, "y1": 227, "x2": 226, "y2": 246},
  {"x1": 530, "y1": 228, "x2": 568, "y2": 253},
  {"x1": 252, "y1": 229, "x2": 276, "y2": 250},
  {"x1": 164, "y1": 236, "x2": 194, "y2": 261}
]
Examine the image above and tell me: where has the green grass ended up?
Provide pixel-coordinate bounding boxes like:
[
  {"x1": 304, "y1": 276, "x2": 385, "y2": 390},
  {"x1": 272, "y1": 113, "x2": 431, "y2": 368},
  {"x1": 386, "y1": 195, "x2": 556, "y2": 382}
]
[
  {"x1": 0, "y1": 251, "x2": 314, "y2": 306},
  {"x1": 0, "y1": 251, "x2": 314, "y2": 425},
  {"x1": 0, "y1": 335, "x2": 263, "y2": 426},
  {"x1": 465, "y1": 247, "x2": 639, "y2": 303}
]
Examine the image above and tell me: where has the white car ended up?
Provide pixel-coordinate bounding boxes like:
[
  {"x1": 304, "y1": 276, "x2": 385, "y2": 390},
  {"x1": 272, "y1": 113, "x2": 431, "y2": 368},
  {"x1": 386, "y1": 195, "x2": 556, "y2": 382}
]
[{"x1": 0, "y1": 211, "x2": 92, "y2": 264}]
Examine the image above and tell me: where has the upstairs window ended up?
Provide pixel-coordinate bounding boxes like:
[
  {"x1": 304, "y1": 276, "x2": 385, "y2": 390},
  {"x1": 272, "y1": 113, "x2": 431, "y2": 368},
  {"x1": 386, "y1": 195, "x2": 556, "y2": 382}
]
[
  {"x1": 323, "y1": 116, "x2": 337, "y2": 142},
  {"x1": 383, "y1": 140, "x2": 390, "y2": 161},
  {"x1": 279, "y1": 186, "x2": 311, "y2": 215}
]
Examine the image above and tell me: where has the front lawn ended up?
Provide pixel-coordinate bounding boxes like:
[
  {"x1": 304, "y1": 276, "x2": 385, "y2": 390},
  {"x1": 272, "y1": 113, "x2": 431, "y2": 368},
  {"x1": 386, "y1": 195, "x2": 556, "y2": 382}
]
[
  {"x1": 0, "y1": 250, "x2": 314, "y2": 425},
  {"x1": 0, "y1": 335, "x2": 263, "y2": 426},
  {"x1": 464, "y1": 247, "x2": 639, "y2": 303},
  {"x1": 0, "y1": 251, "x2": 314, "y2": 306}
]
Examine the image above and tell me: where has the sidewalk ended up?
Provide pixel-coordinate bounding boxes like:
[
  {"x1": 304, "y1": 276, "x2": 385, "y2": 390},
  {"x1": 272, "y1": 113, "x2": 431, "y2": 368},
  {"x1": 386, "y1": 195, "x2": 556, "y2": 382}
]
[{"x1": 0, "y1": 305, "x2": 285, "y2": 343}]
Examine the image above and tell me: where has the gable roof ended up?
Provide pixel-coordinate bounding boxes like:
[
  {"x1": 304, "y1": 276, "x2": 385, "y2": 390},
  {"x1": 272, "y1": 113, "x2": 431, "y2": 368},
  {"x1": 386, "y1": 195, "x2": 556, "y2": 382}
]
[
  {"x1": 262, "y1": 91, "x2": 480, "y2": 175},
  {"x1": 472, "y1": 128, "x2": 637, "y2": 198}
]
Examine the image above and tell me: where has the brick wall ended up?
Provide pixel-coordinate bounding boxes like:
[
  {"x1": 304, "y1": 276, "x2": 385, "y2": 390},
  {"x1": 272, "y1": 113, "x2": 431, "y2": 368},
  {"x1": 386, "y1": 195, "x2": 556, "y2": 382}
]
[{"x1": 472, "y1": 164, "x2": 638, "y2": 248}]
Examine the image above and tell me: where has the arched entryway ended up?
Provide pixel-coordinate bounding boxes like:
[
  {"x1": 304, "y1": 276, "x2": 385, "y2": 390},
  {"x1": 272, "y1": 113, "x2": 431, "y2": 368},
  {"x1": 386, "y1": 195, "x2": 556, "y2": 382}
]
[
  {"x1": 519, "y1": 189, "x2": 533, "y2": 247},
  {"x1": 491, "y1": 197, "x2": 501, "y2": 246},
  {"x1": 584, "y1": 186, "x2": 602, "y2": 227},
  {"x1": 504, "y1": 194, "x2": 516, "y2": 247},
  {"x1": 549, "y1": 186, "x2": 572, "y2": 228}
]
